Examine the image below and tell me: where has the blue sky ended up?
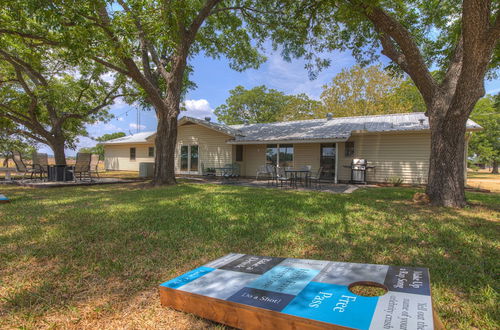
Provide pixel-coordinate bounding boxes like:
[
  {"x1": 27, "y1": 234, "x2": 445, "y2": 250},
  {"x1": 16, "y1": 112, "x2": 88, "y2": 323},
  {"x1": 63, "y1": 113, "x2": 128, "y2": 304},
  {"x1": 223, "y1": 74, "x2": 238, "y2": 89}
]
[{"x1": 49, "y1": 49, "x2": 500, "y2": 156}]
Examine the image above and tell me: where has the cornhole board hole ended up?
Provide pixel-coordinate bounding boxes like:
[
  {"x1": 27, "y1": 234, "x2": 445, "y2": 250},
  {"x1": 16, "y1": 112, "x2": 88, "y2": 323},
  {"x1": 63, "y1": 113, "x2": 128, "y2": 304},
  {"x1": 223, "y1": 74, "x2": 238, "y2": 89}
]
[
  {"x1": 0, "y1": 194, "x2": 9, "y2": 203},
  {"x1": 159, "y1": 254, "x2": 443, "y2": 329}
]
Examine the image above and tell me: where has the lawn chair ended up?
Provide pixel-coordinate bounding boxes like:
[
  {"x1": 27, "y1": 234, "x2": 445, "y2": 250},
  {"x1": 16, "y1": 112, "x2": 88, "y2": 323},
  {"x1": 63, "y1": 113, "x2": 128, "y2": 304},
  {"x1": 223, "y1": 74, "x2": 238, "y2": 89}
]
[
  {"x1": 222, "y1": 163, "x2": 240, "y2": 182},
  {"x1": 309, "y1": 167, "x2": 324, "y2": 189},
  {"x1": 32, "y1": 152, "x2": 49, "y2": 181},
  {"x1": 90, "y1": 154, "x2": 100, "y2": 179},
  {"x1": 68, "y1": 152, "x2": 92, "y2": 182},
  {"x1": 11, "y1": 151, "x2": 38, "y2": 181}
]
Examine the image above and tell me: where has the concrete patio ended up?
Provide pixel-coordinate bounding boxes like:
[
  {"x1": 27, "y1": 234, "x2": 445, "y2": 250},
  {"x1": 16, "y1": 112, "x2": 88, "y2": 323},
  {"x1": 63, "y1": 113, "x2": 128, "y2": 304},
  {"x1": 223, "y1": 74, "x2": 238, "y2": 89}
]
[
  {"x1": 177, "y1": 176, "x2": 360, "y2": 194},
  {"x1": 4, "y1": 178, "x2": 140, "y2": 188}
]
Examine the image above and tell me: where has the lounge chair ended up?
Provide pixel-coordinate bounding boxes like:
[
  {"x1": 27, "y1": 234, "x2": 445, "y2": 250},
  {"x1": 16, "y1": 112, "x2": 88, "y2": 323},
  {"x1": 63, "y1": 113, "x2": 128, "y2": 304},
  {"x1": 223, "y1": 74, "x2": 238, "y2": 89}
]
[
  {"x1": 90, "y1": 154, "x2": 100, "y2": 179},
  {"x1": 32, "y1": 152, "x2": 49, "y2": 181},
  {"x1": 11, "y1": 151, "x2": 39, "y2": 181},
  {"x1": 67, "y1": 152, "x2": 92, "y2": 182}
]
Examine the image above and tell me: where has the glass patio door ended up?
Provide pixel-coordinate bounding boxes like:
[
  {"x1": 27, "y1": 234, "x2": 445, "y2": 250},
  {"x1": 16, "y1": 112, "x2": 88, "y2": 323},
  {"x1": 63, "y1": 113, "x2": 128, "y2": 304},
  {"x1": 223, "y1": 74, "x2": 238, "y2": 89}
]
[
  {"x1": 180, "y1": 145, "x2": 199, "y2": 173},
  {"x1": 320, "y1": 144, "x2": 336, "y2": 180}
]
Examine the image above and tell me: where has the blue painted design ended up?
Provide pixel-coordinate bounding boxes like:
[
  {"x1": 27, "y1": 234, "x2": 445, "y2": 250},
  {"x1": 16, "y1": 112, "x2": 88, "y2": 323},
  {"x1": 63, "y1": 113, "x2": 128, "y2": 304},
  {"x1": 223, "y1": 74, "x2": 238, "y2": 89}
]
[
  {"x1": 282, "y1": 282, "x2": 378, "y2": 330},
  {"x1": 247, "y1": 266, "x2": 320, "y2": 295},
  {"x1": 160, "y1": 267, "x2": 214, "y2": 289}
]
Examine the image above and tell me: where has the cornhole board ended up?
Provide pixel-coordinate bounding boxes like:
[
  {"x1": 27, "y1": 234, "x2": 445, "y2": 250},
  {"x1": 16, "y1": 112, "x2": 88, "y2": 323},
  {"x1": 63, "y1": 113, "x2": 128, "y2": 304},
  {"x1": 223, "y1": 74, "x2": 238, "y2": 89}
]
[
  {"x1": 159, "y1": 254, "x2": 443, "y2": 329},
  {"x1": 0, "y1": 194, "x2": 9, "y2": 203}
]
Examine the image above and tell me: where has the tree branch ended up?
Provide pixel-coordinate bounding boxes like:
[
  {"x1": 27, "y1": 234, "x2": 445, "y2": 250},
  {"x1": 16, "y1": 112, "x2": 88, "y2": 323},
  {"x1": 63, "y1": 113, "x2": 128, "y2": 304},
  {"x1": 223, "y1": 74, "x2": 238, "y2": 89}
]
[{"x1": 358, "y1": 3, "x2": 437, "y2": 107}]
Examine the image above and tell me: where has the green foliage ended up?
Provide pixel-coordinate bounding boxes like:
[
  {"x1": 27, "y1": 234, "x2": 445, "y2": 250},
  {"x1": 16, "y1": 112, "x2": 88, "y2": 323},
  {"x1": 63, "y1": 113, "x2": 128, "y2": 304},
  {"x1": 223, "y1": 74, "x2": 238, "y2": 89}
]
[
  {"x1": 79, "y1": 132, "x2": 126, "y2": 160},
  {"x1": 214, "y1": 85, "x2": 321, "y2": 124},
  {"x1": 0, "y1": 132, "x2": 36, "y2": 166},
  {"x1": 0, "y1": 32, "x2": 127, "y2": 152},
  {"x1": 321, "y1": 65, "x2": 425, "y2": 117},
  {"x1": 262, "y1": 0, "x2": 499, "y2": 78},
  {"x1": 469, "y1": 94, "x2": 500, "y2": 169}
]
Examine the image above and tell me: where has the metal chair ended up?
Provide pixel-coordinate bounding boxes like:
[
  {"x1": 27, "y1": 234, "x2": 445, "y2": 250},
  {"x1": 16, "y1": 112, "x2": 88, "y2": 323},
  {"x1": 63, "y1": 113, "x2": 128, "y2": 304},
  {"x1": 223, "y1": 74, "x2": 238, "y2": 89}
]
[
  {"x1": 276, "y1": 167, "x2": 292, "y2": 188},
  {"x1": 11, "y1": 151, "x2": 38, "y2": 181},
  {"x1": 256, "y1": 164, "x2": 273, "y2": 180},
  {"x1": 309, "y1": 167, "x2": 324, "y2": 189},
  {"x1": 32, "y1": 152, "x2": 49, "y2": 181},
  {"x1": 68, "y1": 153, "x2": 92, "y2": 182},
  {"x1": 90, "y1": 154, "x2": 100, "y2": 179}
]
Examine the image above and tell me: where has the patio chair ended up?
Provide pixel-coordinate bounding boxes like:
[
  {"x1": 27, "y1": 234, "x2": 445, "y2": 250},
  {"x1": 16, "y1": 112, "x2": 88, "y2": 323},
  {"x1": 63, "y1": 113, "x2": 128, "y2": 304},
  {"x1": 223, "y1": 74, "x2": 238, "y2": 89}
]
[
  {"x1": 201, "y1": 163, "x2": 215, "y2": 177},
  {"x1": 256, "y1": 165, "x2": 272, "y2": 180},
  {"x1": 32, "y1": 152, "x2": 49, "y2": 181},
  {"x1": 300, "y1": 165, "x2": 312, "y2": 186},
  {"x1": 276, "y1": 167, "x2": 291, "y2": 188},
  {"x1": 11, "y1": 151, "x2": 38, "y2": 181},
  {"x1": 309, "y1": 167, "x2": 324, "y2": 189},
  {"x1": 266, "y1": 165, "x2": 277, "y2": 186},
  {"x1": 222, "y1": 163, "x2": 240, "y2": 182},
  {"x1": 90, "y1": 154, "x2": 100, "y2": 179},
  {"x1": 67, "y1": 152, "x2": 92, "y2": 182}
]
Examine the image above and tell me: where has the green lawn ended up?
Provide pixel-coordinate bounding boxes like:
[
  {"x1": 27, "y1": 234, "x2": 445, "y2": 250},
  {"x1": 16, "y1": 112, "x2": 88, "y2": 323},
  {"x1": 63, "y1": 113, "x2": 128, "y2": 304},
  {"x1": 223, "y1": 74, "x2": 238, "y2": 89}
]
[{"x1": 0, "y1": 183, "x2": 498, "y2": 329}]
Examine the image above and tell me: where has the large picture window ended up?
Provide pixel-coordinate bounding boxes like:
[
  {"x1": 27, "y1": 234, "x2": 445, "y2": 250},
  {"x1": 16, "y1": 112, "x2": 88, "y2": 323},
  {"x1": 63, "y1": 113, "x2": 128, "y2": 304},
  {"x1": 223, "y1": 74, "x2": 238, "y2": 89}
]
[{"x1": 266, "y1": 144, "x2": 293, "y2": 167}]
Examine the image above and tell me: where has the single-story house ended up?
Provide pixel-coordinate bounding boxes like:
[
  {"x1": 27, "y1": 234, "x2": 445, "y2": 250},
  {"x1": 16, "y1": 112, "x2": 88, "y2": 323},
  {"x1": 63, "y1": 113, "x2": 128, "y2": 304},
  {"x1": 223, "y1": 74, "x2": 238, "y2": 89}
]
[{"x1": 102, "y1": 112, "x2": 481, "y2": 184}]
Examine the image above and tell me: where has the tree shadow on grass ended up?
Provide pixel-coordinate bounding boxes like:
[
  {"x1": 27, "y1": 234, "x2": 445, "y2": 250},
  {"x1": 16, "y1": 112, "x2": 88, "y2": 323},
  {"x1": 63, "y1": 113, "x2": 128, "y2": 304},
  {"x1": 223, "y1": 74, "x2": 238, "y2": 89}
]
[{"x1": 0, "y1": 183, "x2": 498, "y2": 329}]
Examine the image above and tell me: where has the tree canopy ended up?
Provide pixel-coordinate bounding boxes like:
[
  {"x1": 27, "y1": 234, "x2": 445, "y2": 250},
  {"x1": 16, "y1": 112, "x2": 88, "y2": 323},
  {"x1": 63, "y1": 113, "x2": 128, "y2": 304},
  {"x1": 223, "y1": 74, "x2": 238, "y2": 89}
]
[
  {"x1": 0, "y1": 33, "x2": 128, "y2": 164},
  {"x1": 320, "y1": 65, "x2": 424, "y2": 117},
  {"x1": 214, "y1": 85, "x2": 321, "y2": 124}
]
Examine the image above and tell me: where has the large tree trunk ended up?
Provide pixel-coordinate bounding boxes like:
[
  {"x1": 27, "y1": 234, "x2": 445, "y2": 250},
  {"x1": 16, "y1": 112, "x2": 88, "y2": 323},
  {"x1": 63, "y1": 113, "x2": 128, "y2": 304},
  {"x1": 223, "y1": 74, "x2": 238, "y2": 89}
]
[
  {"x1": 426, "y1": 104, "x2": 470, "y2": 207},
  {"x1": 50, "y1": 138, "x2": 67, "y2": 165},
  {"x1": 492, "y1": 160, "x2": 499, "y2": 174},
  {"x1": 153, "y1": 107, "x2": 178, "y2": 186}
]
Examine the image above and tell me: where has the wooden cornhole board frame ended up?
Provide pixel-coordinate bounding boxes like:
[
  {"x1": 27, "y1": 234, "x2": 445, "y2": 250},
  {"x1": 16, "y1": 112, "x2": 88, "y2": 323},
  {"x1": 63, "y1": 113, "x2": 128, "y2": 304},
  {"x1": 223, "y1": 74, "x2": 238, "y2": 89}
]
[
  {"x1": 0, "y1": 194, "x2": 9, "y2": 204},
  {"x1": 159, "y1": 253, "x2": 443, "y2": 329}
]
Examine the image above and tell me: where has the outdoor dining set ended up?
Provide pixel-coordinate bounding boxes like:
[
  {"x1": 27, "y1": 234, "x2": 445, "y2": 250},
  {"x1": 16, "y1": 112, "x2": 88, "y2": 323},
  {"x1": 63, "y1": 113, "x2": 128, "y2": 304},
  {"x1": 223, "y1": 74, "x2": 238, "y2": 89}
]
[
  {"x1": 1, "y1": 151, "x2": 100, "y2": 182},
  {"x1": 256, "y1": 164, "x2": 324, "y2": 189}
]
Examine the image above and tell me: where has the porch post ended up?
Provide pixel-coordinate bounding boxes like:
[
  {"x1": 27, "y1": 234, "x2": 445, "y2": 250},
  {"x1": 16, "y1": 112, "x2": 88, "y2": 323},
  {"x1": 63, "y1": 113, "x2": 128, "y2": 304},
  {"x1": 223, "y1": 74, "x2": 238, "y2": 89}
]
[{"x1": 335, "y1": 142, "x2": 338, "y2": 184}]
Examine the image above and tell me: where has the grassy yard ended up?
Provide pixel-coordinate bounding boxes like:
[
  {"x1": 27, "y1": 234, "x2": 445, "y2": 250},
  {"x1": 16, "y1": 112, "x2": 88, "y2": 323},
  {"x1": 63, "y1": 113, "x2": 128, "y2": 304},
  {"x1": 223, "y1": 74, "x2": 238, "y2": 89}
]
[{"x1": 0, "y1": 183, "x2": 498, "y2": 329}]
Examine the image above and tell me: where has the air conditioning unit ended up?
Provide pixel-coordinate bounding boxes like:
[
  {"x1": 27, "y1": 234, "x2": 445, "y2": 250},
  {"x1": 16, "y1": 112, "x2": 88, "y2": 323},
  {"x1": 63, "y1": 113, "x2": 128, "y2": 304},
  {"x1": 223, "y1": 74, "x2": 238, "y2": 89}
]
[{"x1": 139, "y1": 162, "x2": 154, "y2": 178}]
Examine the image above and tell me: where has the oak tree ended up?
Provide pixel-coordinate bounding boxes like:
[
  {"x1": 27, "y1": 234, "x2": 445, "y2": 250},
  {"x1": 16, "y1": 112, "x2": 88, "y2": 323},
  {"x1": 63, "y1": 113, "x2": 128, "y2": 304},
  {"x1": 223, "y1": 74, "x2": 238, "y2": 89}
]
[{"x1": 264, "y1": 0, "x2": 500, "y2": 207}]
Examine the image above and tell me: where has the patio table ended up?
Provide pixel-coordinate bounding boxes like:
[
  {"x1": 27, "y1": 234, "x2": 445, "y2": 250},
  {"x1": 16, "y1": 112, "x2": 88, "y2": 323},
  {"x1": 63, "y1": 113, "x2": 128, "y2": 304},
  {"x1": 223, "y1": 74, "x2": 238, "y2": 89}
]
[
  {"x1": 284, "y1": 169, "x2": 311, "y2": 188},
  {"x1": 0, "y1": 167, "x2": 16, "y2": 181},
  {"x1": 47, "y1": 164, "x2": 74, "y2": 182}
]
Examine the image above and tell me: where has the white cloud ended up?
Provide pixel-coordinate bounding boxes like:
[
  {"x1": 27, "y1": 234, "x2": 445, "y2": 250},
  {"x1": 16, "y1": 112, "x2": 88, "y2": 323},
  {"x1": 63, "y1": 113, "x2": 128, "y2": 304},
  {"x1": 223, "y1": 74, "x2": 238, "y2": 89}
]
[
  {"x1": 246, "y1": 50, "x2": 356, "y2": 99},
  {"x1": 117, "y1": 117, "x2": 124, "y2": 121},
  {"x1": 181, "y1": 99, "x2": 214, "y2": 119},
  {"x1": 129, "y1": 123, "x2": 146, "y2": 130}
]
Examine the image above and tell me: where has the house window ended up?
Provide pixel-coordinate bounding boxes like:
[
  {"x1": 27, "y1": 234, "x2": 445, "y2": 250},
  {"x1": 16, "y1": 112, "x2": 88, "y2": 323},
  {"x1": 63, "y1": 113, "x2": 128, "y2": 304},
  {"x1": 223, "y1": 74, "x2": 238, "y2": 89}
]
[
  {"x1": 266, "y1": 144, "x2": 293, "y2": 167},
  {"x1": 345, "y1": 142, "x2": 354, "y2": 157},
  {"x1": 130, "y1": 147, "x2": 136, "y2": 161},
  {"x1": 148, "y1": 147, "x2": 155, "y2": 157},
  {"x1": 236, "y1": 145, "x2": 243, "y2": 161}
]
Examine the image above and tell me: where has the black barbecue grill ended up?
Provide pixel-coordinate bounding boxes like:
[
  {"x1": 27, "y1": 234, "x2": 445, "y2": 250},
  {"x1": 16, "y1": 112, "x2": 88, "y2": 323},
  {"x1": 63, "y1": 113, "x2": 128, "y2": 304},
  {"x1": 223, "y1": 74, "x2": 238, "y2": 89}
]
[{"x1": 344, "y1": 159, "x2": 375, "y2": 184}]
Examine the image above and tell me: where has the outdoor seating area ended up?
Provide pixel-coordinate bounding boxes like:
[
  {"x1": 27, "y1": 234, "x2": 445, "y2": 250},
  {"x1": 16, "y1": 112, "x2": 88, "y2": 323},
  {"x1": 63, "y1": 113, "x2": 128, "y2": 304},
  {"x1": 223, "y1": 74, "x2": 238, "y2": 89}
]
[
  {"x1": 254, "y1": 164, "x2": 325, "y2": 189},
  {"x1": 2, "y1": 151, "x2": 102, "y2": 184}
]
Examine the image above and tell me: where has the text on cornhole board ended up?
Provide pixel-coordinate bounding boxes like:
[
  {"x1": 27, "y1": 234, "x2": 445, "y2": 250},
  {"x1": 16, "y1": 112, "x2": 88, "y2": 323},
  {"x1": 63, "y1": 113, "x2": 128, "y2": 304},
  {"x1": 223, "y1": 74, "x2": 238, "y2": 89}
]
[{"x1": 158, "y1": 253, "x2": 438, "y2": 329}]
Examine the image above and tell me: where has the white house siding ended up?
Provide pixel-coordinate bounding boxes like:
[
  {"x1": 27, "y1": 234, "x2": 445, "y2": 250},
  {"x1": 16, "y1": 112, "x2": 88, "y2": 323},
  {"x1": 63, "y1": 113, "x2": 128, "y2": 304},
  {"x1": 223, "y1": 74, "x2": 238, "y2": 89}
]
[
  {"x1": 175, "y1": 123, "x2": 233, "y2": 173},
  {"x1": 337, "y1": 132, "x2": 431, "y2": 184},
  {"x1": 104, "y1": 143, "x2": 155, "y2": 171}
]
